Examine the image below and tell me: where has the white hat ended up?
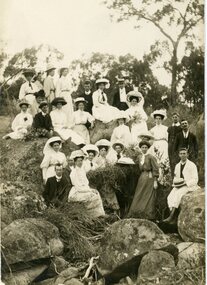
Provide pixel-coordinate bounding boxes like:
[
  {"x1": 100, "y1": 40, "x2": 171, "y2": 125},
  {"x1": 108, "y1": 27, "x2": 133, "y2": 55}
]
[
  {"x1": 95, "y1": 139, "x2": 111, "y2": 148},
  {"x1": 127, "y1": 91, "x2": 143, "y2": 102},
  {"x1": 172, "y1": 177, "x2": 186, "y2": 188},
  {"x1": 45, "y1": 64, "x2": 56, "y2": 72},
  {"x1": 95, "y1": 78, "x2": 109, "y2": 85},
  {"x1": 74, "y1": 97, "x2": 88, "y2": 104},
  {"x1": 18, "y1": 99, "x2": 30, "y2": 108},
  {"x1": 43, "y1": 136, "x2": 62, "y2": 154},
  {"x1": 116, "y1": 157, "x2": 135, "y2": 165},
  {"x1": 82, "y1": 144, "x2": 99, "y2": 155},
  {"x1": 138, "y1": 131, "x2": 154, "y2": 140},
  {"x1": 151, "y1": 109, "x2": 167, "y2": 120},
  {"x1": 116, "y1": 111, "x2": 129, "y2": 121},
  {"x1": 112, "y1": 140, "x2": 125, "y2": 150},
  {"x1": 70, "y1": 150, "x2": 85, "y2": 160}
]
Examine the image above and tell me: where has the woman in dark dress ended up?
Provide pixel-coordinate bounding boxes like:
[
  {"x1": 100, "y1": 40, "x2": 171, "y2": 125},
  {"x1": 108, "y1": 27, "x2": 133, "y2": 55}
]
[{"x1": 128, "y1": 140, "x2": 159, "y2": 220}]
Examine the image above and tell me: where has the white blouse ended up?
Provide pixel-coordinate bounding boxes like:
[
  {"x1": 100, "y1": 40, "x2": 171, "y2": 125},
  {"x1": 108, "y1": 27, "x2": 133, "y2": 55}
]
[
  {"x1": 72, "y1": 110, "x2": 94, "y2": 126},
  {"x1": 125, "y1": 105, "x2": 148, "y2": 122},
  {"x1": 111, "y1": 124, "x2": 131, "y2": 146},
  {"x1": 50, "y1": 109, "x2": 68, "y2": 129},
  {"x1": 55, "y1": 76, "x2": 71, "y2": 97},
  {"x1": 40, "y1": 151, "x2": 67, "y2": 169},
  {"x1": 150, "y1": 124, "x2": 168, "y2": 141},
  {"x1": 92, "y1": 89, "x2": 108, "y2": 107},
  {"x1": 70, "y1": 167, "x2": 90, "y2": 192},
  {"x1": 11, "y1": 111, "x2": 33, "y2": 131},
  {"x1": 19, "y1": 82, "x2": 38, "y2": 100},
  {"x1": 83, "y1": 159, "x2": 98, "y2": 173}
]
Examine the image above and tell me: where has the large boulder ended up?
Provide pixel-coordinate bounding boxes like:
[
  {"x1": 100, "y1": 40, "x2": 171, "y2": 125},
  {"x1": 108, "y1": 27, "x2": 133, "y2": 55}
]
[
  {"x1": 97, "y1": 219, "x2": 177, "y2": 283},
  {"x1": 89, "y1": 120, "x2": 117, "y2": 144},
  {"x1": 177, "y1": 242, "x2": 205, "y2": 269},
  {"x1": 178, "y1": 190, "x2": 205, "y2": 242},
  {"x1": 138, "y1": 250, "x2": 175, "y2": 280},
  {"x1": 2, "y1": 218, "x2": 63, "y2": 266}
]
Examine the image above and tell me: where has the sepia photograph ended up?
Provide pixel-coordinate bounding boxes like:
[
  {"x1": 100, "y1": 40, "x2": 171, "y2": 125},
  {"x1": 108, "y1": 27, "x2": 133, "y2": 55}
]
[{"x1": 0, "y1": 0, "x2": 205, "y2": 284}]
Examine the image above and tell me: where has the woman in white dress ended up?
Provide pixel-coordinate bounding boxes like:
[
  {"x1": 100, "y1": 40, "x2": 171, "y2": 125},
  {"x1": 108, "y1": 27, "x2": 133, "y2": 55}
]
[
  {"x1": 72, "y1": 97, "x2": 95, "y2": 144},
  {"x1": 92, "y1": 78, "x2": 119, "y2": 123},
  {"x1": 55, "y1": 67, "x2": 74, "y2": 127},
  {"x1": 94, "y1": 139, "x2": 111, "y2": 168},
  {"x1": 3, "y1": 100, "x2": 33, "y2": 139},
  {"x1": 110, "y1": 111, "x2": 132, "y2": 147},
  {"x1": 149, "y1": 110, "x2": 168, "y2": 162},
  {"x1": 50, "y1": 97, "x2": 85, "y2": 146},
  {"x1": 125, "y1": 91, "x2": 148, "y2": 144},
  {"x1": 82, "y1": 144, "x2": 99, "y2": 173},
  {"x1": 68, "y1": 150, "x2": 105, "y2": 218},
  {"x1": 40, "y1": 136, "x2": 67, "y2": 184}
]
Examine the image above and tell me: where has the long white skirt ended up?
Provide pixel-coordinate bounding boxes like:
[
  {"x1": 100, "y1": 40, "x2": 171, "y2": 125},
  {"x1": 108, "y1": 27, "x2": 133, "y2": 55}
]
[
  {"x1": 131, "y1": 121, "x2": 148, "y2": 144},
  {"x1": 68, "y1": 187, "x2": 105, "y2": 218},
  {"x1": 6, "y1": 128, "x2": 27, "y2": 139},
  {"x1": 73, "y1": 124, "x2": 90, "y2": 144},
  {"x1": 60, "y1": 91, "x2": 74, "y2": 128},
  {"x1": 54, "y1": 127, "x2": 85, "y2": 145},
  {"x1": 92, "y1": 105, "x2": 119, "y2": 124}
]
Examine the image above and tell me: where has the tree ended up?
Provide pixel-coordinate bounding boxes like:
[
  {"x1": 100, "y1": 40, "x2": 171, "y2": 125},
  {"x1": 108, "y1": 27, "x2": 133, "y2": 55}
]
[{"x1": 103, "y1": 0, "x2": 204, "y2": 105}]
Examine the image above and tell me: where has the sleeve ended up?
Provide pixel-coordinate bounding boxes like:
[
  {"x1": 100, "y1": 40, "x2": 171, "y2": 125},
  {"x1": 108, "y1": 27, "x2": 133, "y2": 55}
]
[
  {"x1": 110, "y1": 128, "x2": 117, "y2": 144},
  {"x1": 50, "y1": 111, "x2": 60, "y2": 129},
  {"x1": 150, "y1": 155, "x2": 159, "y2": 178},
  {"x1": 48, "y1": 115, "x2": 54, "y2": 130},
  {"x1": 163, "y1": 127, "x2": 168, "y2": 141},
  {"x1": 43, "y1": 78, "x2": 50, "y2": 99},
  {"x1": 62, "y1": 154, "x2": 68, "y2": 168},
  {"x1": 55, "y1": 79, "x2": 61, "y2": 97},
  {"x1": 40, "y1": 154, "x2": 50, "y2": 169},
  {"x1": 11, "y1": 114, "x2": 20, "y2": 131},
  {"x1": 92, "y1": 92, "x2": 100, "y2": 107},
  {"x1": 27, "y1": 114, "x2": 33, "y2": 127},
  {"x1": 87, "y1": 112, "x2": 95, "y2": 123},
  {"x1": 70, "y1": 170, "x2": 77, "y2": 187},
  {"x1": 186, "y1": 162, "x2": 198, "y2": 187},
  {"x1": 19, "y1": 84, "x2": 26, "y2": 100}
]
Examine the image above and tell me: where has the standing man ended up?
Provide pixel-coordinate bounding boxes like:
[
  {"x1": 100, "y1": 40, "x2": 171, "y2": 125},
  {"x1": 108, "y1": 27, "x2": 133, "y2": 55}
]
[
  {"x1": 43, "y1": 64, "x2": 56, "y2": 104},
  {"x1": 43, "y1": 164, "x2": 70, "y2": 207},
  {"x1": 174, "y1": 119, "x2": 198, "y2": 165},
  {"x1": 167, "y1": 112, "x2": 182, "y2": 174},
  {"x1": 112, "y1": 78, "x2": 129, "y2": 110},
  {"x1": 80, "y1": 80, "x2": 93, "y2": 114}
]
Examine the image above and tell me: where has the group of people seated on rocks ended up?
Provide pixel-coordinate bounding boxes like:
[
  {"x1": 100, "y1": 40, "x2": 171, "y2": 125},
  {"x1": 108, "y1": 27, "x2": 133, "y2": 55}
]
[{"x1": 3, "y1": 67, "x2": 200, "y2": 223}]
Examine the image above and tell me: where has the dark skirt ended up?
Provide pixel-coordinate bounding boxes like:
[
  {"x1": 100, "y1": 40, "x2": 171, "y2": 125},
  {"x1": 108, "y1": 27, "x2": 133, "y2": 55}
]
[{"x1": 128, "y1": 171, "x2": 156, "y2": 220}]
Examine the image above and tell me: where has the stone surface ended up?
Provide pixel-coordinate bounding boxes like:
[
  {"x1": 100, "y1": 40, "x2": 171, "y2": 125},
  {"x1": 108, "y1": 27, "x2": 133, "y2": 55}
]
[
  {"x1": 178, "y1": 190, "x2": 205, "y2": 242},
  {"x1": 138, "y1": 250, "x2": 175, "y2": 279},
  {"x1": 47, "y1": 256, "x2": 69, "y2": 277},
  {"x1": 2, "y1": 218, "x2": 63, "y2": 265},
  {"x1": 89, "y1": 120, "x2": 117, "y2": 144},
  {"x1": 97, "y1": 219, "x2": 177, "y2": 283},
  {"x1": 177, "y1": 242, "x2": 205, "y2": 269}
]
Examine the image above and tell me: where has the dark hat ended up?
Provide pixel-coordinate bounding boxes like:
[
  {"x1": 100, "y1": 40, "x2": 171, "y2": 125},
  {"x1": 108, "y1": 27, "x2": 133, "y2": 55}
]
[
  {"x1": 34, "y1": 89, "x2": 45, "y2": 98},
  {"x1": 112, "y1": 141, "x2": 125, "y2": 150},
  {"x1": 139, "y1": 140, "x2": 151, "y2": 149},
  {"x1": 51, "y1": 97, "x2": 67, "y2": 106},
  {"x1": 22, "y1": 69, "x2": 35, "y2": 77},
  {"x1": 39, "y1": 101, "x2": 48, "y2": 109},
  {"x1": 18, "y1": 100, "x2": 30, "y2": 108},
  {"x1": 117, "y1": 78, "x2": 125, "y2": 83},
  {"x1": 172, "y1": 112, "x2": 180, "y2": 117}
]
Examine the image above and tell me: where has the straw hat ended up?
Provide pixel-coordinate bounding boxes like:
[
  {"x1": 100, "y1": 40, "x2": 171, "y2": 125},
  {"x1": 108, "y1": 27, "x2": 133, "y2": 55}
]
[
  {"x1": 138, "y1": 131, "x2": 154, "y2": 141},
  {"x1": 51, "y1": 97, "x2": 67, "y2": 106},
  {"x1": 126, "y1": 91, "x2": 143, "y2": 102},
  {"x1": 116, "y1": 157, "x2": 135, "y2": 165},
  {"x1": 151, "y1": 109, "x2": 167, "y2": 120},
  {"x1": 74, "y1": 97, "x2": 88, "y2": 104},
  {"x1": 172, "y1": 177, "x2": 186, "y2": 188},
  {"x1": 95, "y1": 78, "x2": 109, "y2": 85},
  {"x1": 45, "y1": 64, "x2": 56, "y2": 72},
  {"x1": 82, "y1": 144, "x2": 99, "y2": 156},
  {"x1": 95, "y1": 139, "x2": 111, "y2": 148},
  {"x1": 18, "y1": 100, "x2": 30, "y2": 108},
  {"x1": 70, "y1": 150, "x2": 85, "y2": 160},
  {"x1": 112, "y1": 140, "x2": 125, "y2": 150},
  {"x1": 22, "y1": 69, "x2": 35, "y2": 77}
]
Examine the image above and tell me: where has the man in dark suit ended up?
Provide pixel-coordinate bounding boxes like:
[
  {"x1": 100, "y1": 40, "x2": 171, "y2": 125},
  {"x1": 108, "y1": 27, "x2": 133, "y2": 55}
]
[
  {"x1": 174, "y1": 119, "x2": 198, "y2": 165},
  {"x1": 112, "y1": 78, "x2": 132, "y2": 110},
  {"x1": 80, "y1": 80, "x2": 93, "y2": 114},
  {"x1": 43, "y1": 164, "x2": 71, "y2": 207},
  {"x1": 167, "y1": 112, "x2": 182, "y2": 173},
  {"x1": 33, "y1": 101, "x2": 54, "y2": 137}
]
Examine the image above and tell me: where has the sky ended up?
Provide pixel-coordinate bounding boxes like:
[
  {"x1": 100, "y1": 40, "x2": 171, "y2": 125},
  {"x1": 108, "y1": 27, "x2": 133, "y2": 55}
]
[{"x1": 0, "y1": 0, "x2": 204, "y2": 86}]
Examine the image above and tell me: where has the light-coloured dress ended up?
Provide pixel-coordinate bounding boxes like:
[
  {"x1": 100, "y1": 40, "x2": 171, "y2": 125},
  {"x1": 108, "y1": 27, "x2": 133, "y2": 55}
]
[
  {"x1": 92, "y1": 89, "x2": 119, "y2": 123},
  {"x1": 56, "y1": 76, "x2": 74, "y2": 127},
  {"x1": 95, "y1": 155, "x2": 110, "y2": 169},
  {"x1": 43, "y1": 75, "x2": 55, "y2": 103},
  {"x1": 150, "y1": 124, "x2": 168, "y2": 162},
  {"x1": 40, "y1": 150, "x2": 67, "y2": 181},
  {"x1": 72, "y1": 110, "x2": 95, "y2": 144},
  {"x1": 83, "y1": 159, "x2": 98, "y2": 173},
  {"x1": 110, "y1": 124, "x2": 132, "y2": 147},
  {"x1": 68, "y1": 166, "x2": 105, "y2": 217},
  {"x1": 50, "y1": 109, "x2": 85, "y2": 145},
  {"x1": 19, "y1": 81, "x2": 38, "y2": 106},
  {"x1": 5, "y1": 111, "x2": 33, "y2": 139}
]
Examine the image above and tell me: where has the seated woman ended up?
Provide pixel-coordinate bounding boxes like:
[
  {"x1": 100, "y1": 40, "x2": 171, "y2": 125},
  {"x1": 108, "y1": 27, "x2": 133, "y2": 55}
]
[
  {"x1": 68, "y1": 150, "x2": 105, "y2": 218},
  {"x1": 33, "y1": 101, "x2": 54, "y2": 137},
  {"x1": 40, "y1": 136, "x2": 67, "y2": 184},
  {"x1": 50, "y1": 97, "x2": 85, "y2": 146},
  {"x1": 110, "y1": 111, "x2": 132, "y2": 147},
  {"x1": 94, "y1": 139, "x2": 111, "y2": 168},
  {"x1": 72, "y1": 97, "x2": 95, "y2": 144},
  {"x1": 149, "y1": 110, "x2": 168, "y2": 162},
  {"x1": 82, "y1": 144, "x2": 99, "y2": 173},
  {"x1": 125, "y1": 91, "x2": 148, "y2": 144},
  {"x1": 92, "y1": 78, "x2": 119, "y2": 123},
  {"x1": 128, "y1": 140, "x2": 159, "y2": 220},
  {"x1": 3, "y1": 100, "x2": 33, "y2": 140},
  {"x1": 107, "y1": 141, "x2": 125, "y2": 165}
]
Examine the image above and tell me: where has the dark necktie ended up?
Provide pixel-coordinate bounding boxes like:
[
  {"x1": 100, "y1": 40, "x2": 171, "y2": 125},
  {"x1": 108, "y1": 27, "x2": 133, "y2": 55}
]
[
  {"x1": 180, "y1": 163, "x2": 186, "y2": 178},
  {"x1": 101, "y1": 92, "x2": 105, "y2": 102},
  {"x1": 90, "y1": 162, "x2": 93, "y2": 167},
  {"x1": 117, "y1": 154, "x2": 121, "y2": 160}
]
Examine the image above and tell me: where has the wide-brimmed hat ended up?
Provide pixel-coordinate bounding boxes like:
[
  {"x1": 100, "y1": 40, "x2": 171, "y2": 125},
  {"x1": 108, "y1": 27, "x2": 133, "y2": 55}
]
[
  {"x1": 74, "y1": 97, "x2": 88, "y2": 104},
  {"x1": 34, "y1": 89, "x2": 45, "y2": 98},
  {"x1": 45, "y1": 64, "x2": 56, "y2": 72},
  {"x1": 138, "y1": 131, "x2": 154, "y2": 140},
  {"x1": 95, "y1": 78, "x2": 109, "y2": 85},
  {"x1": 51, "y1": 97, "x2": 67, "y2": 106},
  {"x1": 172, "y1": 177, "x2": 186, "y2": 188},
  {"x1": 43, "y1": 136, "x2": 62, "y2": 154},
  {"x1": 116, "y1": 111, "x2": 129, "y2": 121},
  {"x1": 48, "y1": 136, "x2": 62, "y2": 145},
  {"x1": 151, "y1": 109, "x2": 167, "y2": 120},
  {"x1": 82, "y1": 144, "x2": 99, "y2": 156},
  {"x1": 70, "y1": 150, "x2": 85, "y2": 160},
  {"x1": 116, "y1": 157, "x2": 135, "y2": 165},
  {"x1": 95, "y1": 139, "x2": 111, "y2": 148},
  {"x1": 127, "y1": 91, "x2": 143, "y2": 102},
  {"x1": 39, "y1": 101, "x2": 48, "y2": 109},
  {"x1": 22, "y1": 69, "x2": 35, "y2": 77},
  {"x1": 19, "y1": 100, "x2": 30, "y2": 108},
  {"x1": 139, "y1": 140, "x2": 151, "y2": 149},
  {"x1": 112, "y1": 140, "x2": 125, "y2": 150}
]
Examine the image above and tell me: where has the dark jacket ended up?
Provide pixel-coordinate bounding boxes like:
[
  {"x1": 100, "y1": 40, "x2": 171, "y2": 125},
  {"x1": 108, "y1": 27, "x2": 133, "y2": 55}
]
[
  {"x1": 167, "y1": 125, "x2": 182, "y2": 156},
  {"x1": 33, "y1": 112, "x2": 53, "y2": 131},
  {"x1": 174, "y1": 131, "x2": 198, "y2": 163},
  {"x1": 112, "y1": 86, "x2": 133, "y2": 110},
  {"x1": 80, "y1": 91, "x2": 93, "y2": 114},
  {"x1": 43, "y1": 176, "x2": 70, "y2": 206}
]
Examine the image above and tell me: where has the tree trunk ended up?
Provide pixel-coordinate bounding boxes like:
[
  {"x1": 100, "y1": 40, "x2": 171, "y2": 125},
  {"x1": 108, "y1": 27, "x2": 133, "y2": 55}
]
[{"x1": 170, "y1": 47, "x2": 178, "y2": 106}]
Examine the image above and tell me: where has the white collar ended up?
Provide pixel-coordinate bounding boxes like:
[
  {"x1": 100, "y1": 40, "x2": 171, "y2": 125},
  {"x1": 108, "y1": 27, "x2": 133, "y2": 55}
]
[
  {"x1": 180, "y1": 160, "x2": 187, "y2": 165},
  {"x1": 172, "y1": 122, "x2": 180, "y2": 126},
  {"x1": 85, "y1": 90, "x2": 91, "y2": 95},
  {"x1": 56, "y1": 175, "x2": 62, "y2": 180},
  {"x1": 41, "y1": 111, "x2": 47, "y2": 116},
  {"x1": 183, "y1": 130, "x2": 189, "y2": 136}
]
